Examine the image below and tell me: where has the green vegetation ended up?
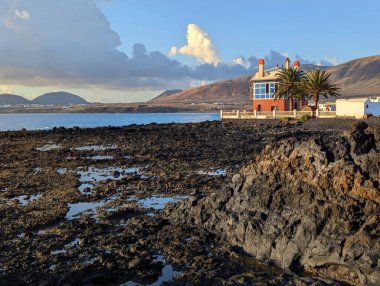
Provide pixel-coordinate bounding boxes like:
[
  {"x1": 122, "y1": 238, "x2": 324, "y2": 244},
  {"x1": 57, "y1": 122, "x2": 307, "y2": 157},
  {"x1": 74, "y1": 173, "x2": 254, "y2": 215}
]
[
  {"x1": 275, "y1": 68, "x2": 341, "y2": 108},
  {"x1": 299, "y1": 114, "x2": 310, "y2": 122},
  {"x1": 302, "y1": 69, "x2": 341, "y2": 107},
  {"x1": 280, "y1": 116, "x2": 294, "y2": 122},
  {"x1": 274, "y1": 68, "x2": 306, "y2": 109}
]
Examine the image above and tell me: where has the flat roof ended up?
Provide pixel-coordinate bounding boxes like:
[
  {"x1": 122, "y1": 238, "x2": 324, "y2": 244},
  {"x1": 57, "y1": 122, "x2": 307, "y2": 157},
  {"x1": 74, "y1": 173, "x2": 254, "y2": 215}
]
[{"x1": 336, "y1": 98, "x2": 368, "y2": 102}]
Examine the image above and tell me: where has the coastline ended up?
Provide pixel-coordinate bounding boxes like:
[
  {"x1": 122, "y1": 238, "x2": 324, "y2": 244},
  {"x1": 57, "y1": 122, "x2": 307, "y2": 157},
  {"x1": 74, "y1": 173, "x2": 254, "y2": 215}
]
[
  {"x1": 0, "y1": 102, "x2": 248, "y2": 114},
  {"x1": 0, "y1": 118, "x2": 379, "y2": 285}
]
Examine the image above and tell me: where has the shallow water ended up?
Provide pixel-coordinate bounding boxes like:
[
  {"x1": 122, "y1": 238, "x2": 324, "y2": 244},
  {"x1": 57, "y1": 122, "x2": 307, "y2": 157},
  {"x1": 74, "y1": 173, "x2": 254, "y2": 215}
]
[
  {"x1": 75, "y1": 145, "x2": 117, "y2": 151},
  {"x1": 130, "y1": 195, "x2": 189, "y2": 210},
  {"x1": 78, "y1": 183, "x2": 94, "y2": 194},
  {"x1": 77, "y1": 166, "x2": 140, "y2": 183},
  {"x1": 65, "y1": 198, "x2": 116, "y2": 220},
  {"x1": 57, "y1": 168, "x2": 67, "y2": 175},
  {"x1": 121, "y1": 255, "x2": 181, "y2": 286},
  {"x1": 197, "y1": 168, "x2": 227, "y2": 176},
  {"x1": 14, "y1": 194, "x2": 42, "y2": 205},
  {"x1": 51, "y1": 238, "x2": 80, "y2": 255},
  {"x1": 0, "y1": 113, "x2": 220, "y2": 131},
  {"x1": 86, "y1": 155, "x2": 114, "y2": 160},
  {"x1": 36, "y1": 144, "x2": 61, "y2": 151}
]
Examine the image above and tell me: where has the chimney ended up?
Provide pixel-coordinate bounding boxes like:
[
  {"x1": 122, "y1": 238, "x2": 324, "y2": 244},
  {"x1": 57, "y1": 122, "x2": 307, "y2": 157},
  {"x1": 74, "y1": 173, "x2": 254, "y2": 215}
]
[
  {"x1": 294, "y1": 60, "x2": 300, "y2": 70},
  {"x1": 285, "y1": 57, "x2": 290, "y2": 69},
  {"x1": 258, "y1": 58, "x2": 265, "y2": 78}
]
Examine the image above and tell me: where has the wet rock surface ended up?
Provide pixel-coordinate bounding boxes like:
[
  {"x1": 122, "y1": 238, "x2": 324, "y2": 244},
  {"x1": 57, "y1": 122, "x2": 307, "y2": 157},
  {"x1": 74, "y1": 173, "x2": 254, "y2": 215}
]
[
  {"x1": 0, "y1": 118, "x2": 378, "y2": 285},
  {"x1": 169, "y1": 120, "x2": 380, "y2": 286}
]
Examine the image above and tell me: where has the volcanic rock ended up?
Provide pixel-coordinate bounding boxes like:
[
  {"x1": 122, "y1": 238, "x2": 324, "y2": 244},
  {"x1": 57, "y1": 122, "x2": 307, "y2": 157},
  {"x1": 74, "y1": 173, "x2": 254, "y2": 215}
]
[{"x1": 168, "y1": 122, "x2": 380, "y2": 285}]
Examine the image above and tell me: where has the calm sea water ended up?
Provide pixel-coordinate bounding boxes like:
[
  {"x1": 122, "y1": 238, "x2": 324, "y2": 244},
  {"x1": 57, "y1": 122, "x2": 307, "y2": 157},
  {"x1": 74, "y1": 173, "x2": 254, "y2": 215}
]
[{"x1": 0, "y1": 113, "x2": 220, "y2": 131}]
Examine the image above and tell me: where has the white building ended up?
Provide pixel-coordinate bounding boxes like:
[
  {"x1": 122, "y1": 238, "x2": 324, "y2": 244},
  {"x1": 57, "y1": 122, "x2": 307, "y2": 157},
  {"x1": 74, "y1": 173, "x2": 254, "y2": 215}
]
[{"x1": 336, "y1": 97, "x2": 380, "y2": 119}]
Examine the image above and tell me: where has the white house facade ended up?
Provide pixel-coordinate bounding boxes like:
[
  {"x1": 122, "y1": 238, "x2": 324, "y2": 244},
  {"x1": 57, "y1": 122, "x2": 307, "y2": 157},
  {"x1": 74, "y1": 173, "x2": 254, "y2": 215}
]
[{"x1": 336, "y1": 97, "x2": 380, "y2": 118}]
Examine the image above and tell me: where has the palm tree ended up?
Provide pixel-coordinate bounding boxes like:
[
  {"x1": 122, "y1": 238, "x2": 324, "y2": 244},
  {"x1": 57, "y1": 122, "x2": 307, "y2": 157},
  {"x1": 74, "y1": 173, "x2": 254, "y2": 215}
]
[
  {"x1": 274, "y1": 68, "x2": 306, "y2": 110},
  {"x1": 303, "y1": 69, "x2": 340, "y2": 108}
]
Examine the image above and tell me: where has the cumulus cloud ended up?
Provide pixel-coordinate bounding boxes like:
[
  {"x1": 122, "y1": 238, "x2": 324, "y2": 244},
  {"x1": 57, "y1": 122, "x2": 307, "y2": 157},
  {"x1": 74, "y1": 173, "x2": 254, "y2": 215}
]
[
  {"x1": 170, "y1": 24, "x2": 221, "y2": 65},
  {"x1": 233, "y1": 57, "x2": 247, "y2": 67},
  {"x1": 0, "y1": 0, "x2": 333, "y2": 95},
  {"x1": 0, "y1": 2, "x2": 243, "y2": 91},
  {"x1": 0, "y1": 0, "x2": 197, "y2": 90}
]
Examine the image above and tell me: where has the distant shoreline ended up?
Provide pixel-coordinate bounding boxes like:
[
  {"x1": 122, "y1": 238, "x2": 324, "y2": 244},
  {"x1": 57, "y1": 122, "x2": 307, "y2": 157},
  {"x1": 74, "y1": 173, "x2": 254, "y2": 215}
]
[
  {"x1": 0, "y1": 102, "x2": 249, "y2": 114},
  {"x1": 0, "y1": 106, "x2": 218, "y2": 114}
]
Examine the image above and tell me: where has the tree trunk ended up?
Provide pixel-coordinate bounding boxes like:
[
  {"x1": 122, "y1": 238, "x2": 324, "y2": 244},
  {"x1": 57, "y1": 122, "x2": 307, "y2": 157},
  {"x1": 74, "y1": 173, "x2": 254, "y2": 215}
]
[
  {"x1": 290, "y1": 96, "x2": 293, "y2": 111},
  {"x1": 314, "y1": 95, "x2": 319, "y2": 110},
  {"x1": 300, "y1": 96, "x2": 304, "y2": 108}
]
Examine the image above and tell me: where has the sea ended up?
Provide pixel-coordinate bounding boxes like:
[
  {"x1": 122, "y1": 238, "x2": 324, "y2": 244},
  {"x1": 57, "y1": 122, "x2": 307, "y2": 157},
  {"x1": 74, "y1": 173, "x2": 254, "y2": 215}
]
[{"x1": 0, "y1": 113, "x2": 220, "y2": 131}]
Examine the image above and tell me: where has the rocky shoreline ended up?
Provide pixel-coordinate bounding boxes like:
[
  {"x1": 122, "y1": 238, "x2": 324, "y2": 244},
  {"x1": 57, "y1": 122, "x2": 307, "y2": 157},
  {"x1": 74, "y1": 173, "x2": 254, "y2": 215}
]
[
  {"x1": 0, "y1": 118, "x2": 379, "y2": 285},
  {"x1": 169, "y1": 121, "x2": 380, "y2": 285}
]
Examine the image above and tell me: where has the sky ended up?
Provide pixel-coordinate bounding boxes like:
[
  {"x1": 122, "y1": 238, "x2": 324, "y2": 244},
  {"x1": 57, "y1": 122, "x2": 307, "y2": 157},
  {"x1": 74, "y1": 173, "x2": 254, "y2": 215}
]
[{"x1": 0, "y1": 0, "x2": 379, "y2": 103}]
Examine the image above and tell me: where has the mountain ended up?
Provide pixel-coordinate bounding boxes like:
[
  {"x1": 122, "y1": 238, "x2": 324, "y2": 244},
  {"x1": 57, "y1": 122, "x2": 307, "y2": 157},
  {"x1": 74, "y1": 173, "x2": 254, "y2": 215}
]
[
  {"x1": 150, "y1": 65, "x2": 327, "y2": 104},
  {"x1": 150, "y1": 76, "x2": 251, "y2": 104},
  {"x1": 301, "y1": 64, "x2": 330, "y2": 72},
  {"x1": 0, "y1": 94, "x2": 32, "y2": 105},
  {"x1": 32, "y1": 92, "x2": 88, "y2": 105},
  {"x1": 154, "y1": 90, "x2": 183, "y2": 100},
  {"x1": 328, "y1": 55, "x2": 380, "y2": 97},
  {"x1": 151, "y1": 56, "x2": 380, "y2": 103}
]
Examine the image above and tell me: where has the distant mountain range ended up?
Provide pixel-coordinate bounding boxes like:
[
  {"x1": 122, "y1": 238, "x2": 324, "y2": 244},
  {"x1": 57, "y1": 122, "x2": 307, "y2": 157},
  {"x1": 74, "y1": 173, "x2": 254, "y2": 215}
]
[
  {"x1": 0, "y1": 92, "x2": 88, "y2": 106},
  {"x1": 151, "y1": 55, "x2": 380, "y2": 103},
  {"x1": 2, "y1": 55, "x2": 379, "y2": 107}
]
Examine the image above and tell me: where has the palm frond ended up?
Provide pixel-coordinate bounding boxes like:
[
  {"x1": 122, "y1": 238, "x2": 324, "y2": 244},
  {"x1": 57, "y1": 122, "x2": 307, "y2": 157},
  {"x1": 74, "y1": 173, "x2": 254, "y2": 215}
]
[
  {"x1": 303, "y1": 69, "x2": 341, "y2": 105},
  {"x1": 274, "y1": 68, "x2": 306, "y2": 101}
]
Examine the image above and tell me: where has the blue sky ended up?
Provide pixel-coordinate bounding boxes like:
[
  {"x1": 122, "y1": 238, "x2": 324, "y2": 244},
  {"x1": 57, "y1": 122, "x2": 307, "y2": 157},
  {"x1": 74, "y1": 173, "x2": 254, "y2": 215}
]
[
  {"x1": 0, "y1": 0, "x2": 379, "y2": 102},
  {"x1": 100, "y1": 0, "x2": 380, "y2": 65}
]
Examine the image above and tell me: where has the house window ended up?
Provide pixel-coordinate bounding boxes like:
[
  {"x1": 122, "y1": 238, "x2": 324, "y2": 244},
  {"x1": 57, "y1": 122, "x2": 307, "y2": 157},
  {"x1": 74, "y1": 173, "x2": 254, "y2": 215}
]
[{"x1": 254, "y1": 82, "x2": 276, "y2": 99}]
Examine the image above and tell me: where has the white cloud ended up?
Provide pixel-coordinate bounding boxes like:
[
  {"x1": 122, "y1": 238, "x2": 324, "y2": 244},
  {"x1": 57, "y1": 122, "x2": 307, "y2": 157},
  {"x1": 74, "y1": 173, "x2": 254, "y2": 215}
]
[
  {"x1": 325, "y1": 57, "x2": 338, "y2": 66},
  {"x1": 0, "y1": 0, "x2": 196, "y2": 90},
  {"x1": 169, "y1": 46, "x2": 178, "y2": 56},
  {"x1": 15, "y1": 9, "x2": 30, "y2": 20},
  {"x1": 0, "y1": 1, "x2": 326, "y2": 101},
  {"x1": 189, "y1": 79, "x2": 213, "y2": 88},
  {"x1": 170, "y1": 24, "x2": 221, "y2": 66},
  {"x1": 233, "y1": 56, "x2": 248, "y2": 68},
  {"x1": 319, "y1": 57, "x2": 338, "y2": 67}
]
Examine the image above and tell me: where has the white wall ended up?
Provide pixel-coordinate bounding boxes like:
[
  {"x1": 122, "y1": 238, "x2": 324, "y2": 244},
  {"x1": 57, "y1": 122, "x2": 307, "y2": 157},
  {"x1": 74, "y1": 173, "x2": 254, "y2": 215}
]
[{"x1": 336, "y1": 100, "x2": 366, "y2": 119}]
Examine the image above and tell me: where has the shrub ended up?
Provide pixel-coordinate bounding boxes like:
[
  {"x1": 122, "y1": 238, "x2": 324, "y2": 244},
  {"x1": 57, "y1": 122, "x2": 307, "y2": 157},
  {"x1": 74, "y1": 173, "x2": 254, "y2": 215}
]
[
  {"x1": 299, "y1": 114, "x2": 310, "y2": 122},
  {"x1": 281, "y1": 117, "x2": 294, "y2": 122}
]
